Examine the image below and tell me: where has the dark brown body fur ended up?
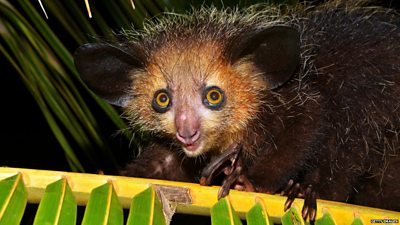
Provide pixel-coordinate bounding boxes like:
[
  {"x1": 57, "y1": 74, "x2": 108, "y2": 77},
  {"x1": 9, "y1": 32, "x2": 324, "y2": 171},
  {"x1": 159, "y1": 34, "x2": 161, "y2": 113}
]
[
  {"x1": 244, "y1": 5, "x2": 400, "y2": 209},
  {"x1": 75, "y1": 2, "x2": 400, "y2": 211}
]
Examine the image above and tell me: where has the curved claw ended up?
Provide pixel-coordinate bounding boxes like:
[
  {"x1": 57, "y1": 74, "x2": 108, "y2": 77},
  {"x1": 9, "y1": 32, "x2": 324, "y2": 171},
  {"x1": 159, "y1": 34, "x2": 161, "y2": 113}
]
[
  {"x1": 301, "y1": 185, "x2": 317, "y2": 224},
  {"x1": 302, "y1": 186, "x2": 317, "y2": 222},
  {"x1": 302, "y1": 185, "x2": 312, "y2": 218},
  {"x1": 217, "y1": 154, "x2": 246, "y2": 199},
  {"x1": 281, "y1": 180, "x2": 318, "y2": 223},
  {"x1": 218, "y1": 168, "x2": 241, "y2": 199},
  {"x1": 217, "y1": 163, "x2": 256, "y2": 199},
  {"x1": 200, "y1": 143, "x2": 239, "y2": 186},
  {"x1": 200, "y1": 143, "x2": 257, "y2": 200},
  {"x1": 284, "y1": 182, "x2": 301, "y2": 211}
]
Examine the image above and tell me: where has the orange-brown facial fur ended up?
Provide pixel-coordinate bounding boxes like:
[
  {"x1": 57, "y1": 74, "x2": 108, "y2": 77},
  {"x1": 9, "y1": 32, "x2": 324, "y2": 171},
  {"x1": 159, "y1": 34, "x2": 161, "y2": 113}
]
[
  {"x1": 125, "y1": 40, "x2": 267, "y2": 157},
  {"x1": 74, "y1": 3, "x2": 400, "y2": 212}
]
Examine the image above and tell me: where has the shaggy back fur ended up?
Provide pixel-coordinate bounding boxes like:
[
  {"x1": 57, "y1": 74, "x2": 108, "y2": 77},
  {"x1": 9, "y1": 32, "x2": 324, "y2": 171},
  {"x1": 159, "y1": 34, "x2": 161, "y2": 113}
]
[{"x1": 74, "y1": 1, "x2": 400, "y2": 211}]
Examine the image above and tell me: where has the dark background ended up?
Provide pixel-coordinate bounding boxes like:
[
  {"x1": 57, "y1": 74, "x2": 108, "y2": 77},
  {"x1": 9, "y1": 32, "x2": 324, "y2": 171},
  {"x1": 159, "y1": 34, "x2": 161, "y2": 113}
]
[
  {"x1": 0, "y1": 0, "x2": 399, "y2": 224},
  {"x1": 1, "y1": 0, "x2": 399, "y2": 174}
]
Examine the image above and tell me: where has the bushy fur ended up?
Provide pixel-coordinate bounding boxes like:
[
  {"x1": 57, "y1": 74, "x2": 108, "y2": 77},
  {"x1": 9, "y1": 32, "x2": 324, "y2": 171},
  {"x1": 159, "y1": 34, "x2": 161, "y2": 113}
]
[{"x1": 93, "y1": 1, "x2": 400, "y2": 210}]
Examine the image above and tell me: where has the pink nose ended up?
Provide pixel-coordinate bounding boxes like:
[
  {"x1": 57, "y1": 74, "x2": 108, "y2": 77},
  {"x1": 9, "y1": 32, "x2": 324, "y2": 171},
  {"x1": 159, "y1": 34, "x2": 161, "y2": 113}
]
[
  {"x1": 175, "y1": 111, "x2": 200, "y2": 145},
  {"x1": 176, "y1": 129, "x2": 200, "y2": 145}
]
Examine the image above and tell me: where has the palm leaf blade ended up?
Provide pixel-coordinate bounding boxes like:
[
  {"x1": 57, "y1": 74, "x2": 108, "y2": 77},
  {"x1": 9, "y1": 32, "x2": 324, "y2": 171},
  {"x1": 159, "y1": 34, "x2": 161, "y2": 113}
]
[
  {"x1": 281, "y1": 206, "x2": 305, "y2": 225},
  {"x1": 81, "y1": 182, "x2": 123, "y2": 225},
  {"x1": 246, "y1": 200, "x2": 272, "y2": 225},
  {"x1": 0, "y1": 174, "x2": 27, "y2": 225},
  {"x1": 211, "y1": 197, "x2": 242, "y2": 225},
  {"x1": 33, "y1": 178, "x2": 77, "y2": 225},
  {"x1": 126, "y1": 186, "x2": 167, "y2": 225},
  {"x1": 316, "y1": 212, "x2": 336, "y2": 225}
]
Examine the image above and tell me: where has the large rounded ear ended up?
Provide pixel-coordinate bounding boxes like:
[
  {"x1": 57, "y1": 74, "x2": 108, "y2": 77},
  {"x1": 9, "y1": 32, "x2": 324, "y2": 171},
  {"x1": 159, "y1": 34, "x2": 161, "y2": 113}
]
[
  {"x1": 230, "y1": 26, "x2": 300, "y2": 89},
  {"x1": 74, "y1": 43, "x2": 145, "y2": 107}
]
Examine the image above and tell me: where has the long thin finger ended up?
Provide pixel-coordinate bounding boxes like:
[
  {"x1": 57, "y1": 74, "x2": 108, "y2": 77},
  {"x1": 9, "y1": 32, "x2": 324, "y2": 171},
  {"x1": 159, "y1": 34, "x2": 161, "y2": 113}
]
[
  {"x1": 200, "y1": 143, "x2": 239, "y2": 185},
  {"x1": 302, "y1": 185, "x2": 312, "y2": 220},
  {"x1": 281, "y1": 179, "x2": 294, "y2": 196},
  {"x1": 218, "y1": 169, "x2": 241, "y2": 199},
  {"x1": 309, "y1": 191, "x2": 317, "y2": 222},
  {"x1": 284, "y1": 182, "x2": 300, "y2": 211}
]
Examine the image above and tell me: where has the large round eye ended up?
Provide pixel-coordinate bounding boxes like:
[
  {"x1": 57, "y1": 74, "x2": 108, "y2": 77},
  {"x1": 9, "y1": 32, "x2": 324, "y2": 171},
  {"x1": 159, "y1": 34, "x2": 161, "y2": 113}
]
[
  {"x1": 152, "y1": 89, "x2": 171, "y2": 113},
  {"x1": 203, "y1": 86, "x2": 225, "y2": 110}
]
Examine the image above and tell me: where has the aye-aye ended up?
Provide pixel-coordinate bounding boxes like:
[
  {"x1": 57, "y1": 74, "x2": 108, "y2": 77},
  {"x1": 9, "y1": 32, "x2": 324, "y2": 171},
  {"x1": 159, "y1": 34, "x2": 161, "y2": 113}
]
[{"x1": 74, "y1": 1, "x2": 400, "y2": 220}]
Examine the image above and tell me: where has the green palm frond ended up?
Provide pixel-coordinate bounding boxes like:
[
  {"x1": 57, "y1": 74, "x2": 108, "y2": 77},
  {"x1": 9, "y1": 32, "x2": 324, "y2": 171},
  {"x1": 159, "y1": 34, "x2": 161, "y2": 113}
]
[
  {"x1": 2, "y1": 1, "x2": 90, "y2": 171},
  {"x1": 33, "y1": 178, "x2": 76, "y2": 225},
  {"x1": 0, "y1": 168, "x2": 399, "y2": 225}
]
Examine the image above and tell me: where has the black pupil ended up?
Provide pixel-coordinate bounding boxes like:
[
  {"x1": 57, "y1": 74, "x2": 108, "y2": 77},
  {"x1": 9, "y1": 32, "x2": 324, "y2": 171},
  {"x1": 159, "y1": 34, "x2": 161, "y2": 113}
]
[
  {"x1": 159, "y1": 94, "x2": 167, "y2": 103},
  {"x1": 210, "y1": 91, "x2": 220, "y2": 101}
]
